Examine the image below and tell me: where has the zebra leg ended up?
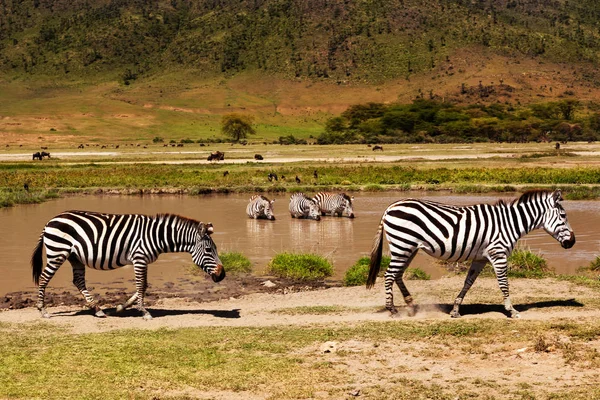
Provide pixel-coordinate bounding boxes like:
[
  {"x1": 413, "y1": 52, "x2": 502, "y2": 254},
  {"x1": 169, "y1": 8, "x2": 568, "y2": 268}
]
[
  {"x1": 491, "y1": 257, "x2": 520, "y2": 318},
  {"x1": 384, "y1": 251, "x2": 417, "y2": 315},
  {"x1": 69, "y1": 255, "x2": 106, "y2": 318},
  {"x1": 36, "y1": 252, "x2": 68, "y2": 318},
  {"x1": 133, "y1": 263, "x2": 152, "y2": 320},
  {"x1": 450, "y1": 260, "x2": 487, "y2": 318},
  {"x1": 115, "y1": 292, "x2": 138, "y2": 313}
]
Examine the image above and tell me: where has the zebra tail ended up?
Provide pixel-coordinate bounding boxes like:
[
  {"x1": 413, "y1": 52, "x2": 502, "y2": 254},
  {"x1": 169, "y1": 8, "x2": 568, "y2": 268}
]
[
  {"x1": 31, "y1": 234, "x2": 44, "y2": 286},
  {"x1": 366, "y1": 220, "x2": 384, "y2": 289}
]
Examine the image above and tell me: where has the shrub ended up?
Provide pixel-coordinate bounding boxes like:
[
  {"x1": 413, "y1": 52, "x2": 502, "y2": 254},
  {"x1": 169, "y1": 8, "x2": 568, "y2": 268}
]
[
  {"x1": 152, "y1": 136, "x2": 164, "y2": 143},
  {"x1": 405, "y1": 267, "x2": 431, "y2": 280},
  {"x1": 268, "y1": 253, "x2": 333, "y2": 281},
  {"x1": 220, "y1": 252, "x2": 252, "y2": 274},
  {"x1": 344, "y1": 256, "x2": 390, "y2": 286},
  {"x1": 507, "y1": 249, "x2": 551, "y2": 278}
]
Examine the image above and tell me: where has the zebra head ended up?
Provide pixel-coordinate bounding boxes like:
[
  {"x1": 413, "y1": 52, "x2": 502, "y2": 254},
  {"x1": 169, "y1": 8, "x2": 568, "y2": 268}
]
[
  {"x1": 307, "y1": 199, "x2": 321, "y2": 220},
  {"x1": 192, "y1": 222, "x2": 225, "y2": 282},
  {"x1": 263, "y1": 198, "x2": 276, "y2": 220},
  {"x1": 542, "y1": 190, "x2": 575, "y2": 249},
  {"x1": 340, "y1": 194, "x2": 355, "y2": 218}
]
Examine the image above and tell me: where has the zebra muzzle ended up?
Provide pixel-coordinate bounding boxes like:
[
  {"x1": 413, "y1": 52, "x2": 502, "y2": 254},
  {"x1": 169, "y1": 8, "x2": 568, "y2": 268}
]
[
  {"x1": 561, "y1": 232, "x2": 576, "y2": 249},
  {"x1": 212, "y1": 264, "x2": 226, "y2": 282}
]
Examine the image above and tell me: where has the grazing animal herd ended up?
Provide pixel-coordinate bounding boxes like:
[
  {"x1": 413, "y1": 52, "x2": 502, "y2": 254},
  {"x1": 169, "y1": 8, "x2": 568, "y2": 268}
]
[{"x1": 31, "y1": 189, "x2": 574, "y2": 320}]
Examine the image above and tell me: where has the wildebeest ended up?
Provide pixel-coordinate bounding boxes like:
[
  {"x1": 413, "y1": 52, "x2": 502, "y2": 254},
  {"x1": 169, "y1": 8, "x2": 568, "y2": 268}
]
[
  {"x1": 268, "y1": 173, "x2": 278, "y2": 182},
  {"x1": 295, "y1": 175, "x2": 301, "y2": 184},
  {"x1": 41, "y1": 151, "x2": 51, "y2": 159},
  {"x1": 32, "y1": 152, "x2": 42, "y2": 160},
  {"x1": 207, "y1": 151, "x2": 225, "y2": 161},
  {"x1": 372, "y1": 145, "x2": 384, "y2": 151},
  {"x1": 223, "y1": 171, "x2": 230, "y2": 177},
  {"x1": 254, "y1": 154, "x2": 264, "y2": 160},
  {"x1": 78, "y1": 144, "x2": 85, "y2": 149}
]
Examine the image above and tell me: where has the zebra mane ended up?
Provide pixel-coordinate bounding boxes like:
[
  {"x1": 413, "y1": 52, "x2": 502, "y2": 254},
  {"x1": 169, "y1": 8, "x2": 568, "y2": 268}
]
[
  {"x1": 496, "y1": 189, "x2": 554, "y2": 207},
  {"x1": 155, "y1": 213, "x2": 202, "y2": 229},
  {"x1": 340, "y1": 193, "x2": 353, "y2": 202}
]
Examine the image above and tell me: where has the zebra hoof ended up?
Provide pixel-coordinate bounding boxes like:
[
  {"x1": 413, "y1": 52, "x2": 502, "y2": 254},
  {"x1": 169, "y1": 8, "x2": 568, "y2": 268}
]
[
  {"x1": 40, "y1": 311, "x2": 51, "y2": 319},
  {"x1": 115, "y1": 304, "x2": 125, "y2": 313},
  {"x1": 142, "y1": 312, "x2": 153, "y2": 320},
  {"x1": 95, "y1": 309, "x2": 107, "y2": 318},
  {"x1": 450, "y1": 311, "x2": 462, "y2": 318},
  {"x1": 510, "y1": 312, "x2": 521, "y2": 319},
  {"x1": 406, "y1": 307, "x2": 416, "y2": 317}
]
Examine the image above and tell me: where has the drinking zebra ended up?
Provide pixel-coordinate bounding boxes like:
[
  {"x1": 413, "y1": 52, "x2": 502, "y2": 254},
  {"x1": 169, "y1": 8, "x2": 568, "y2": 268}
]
[
  {"x1": 246, "y1": 195, "x2": 276, "y2": 220},
  {"x1": 288, "y1": 193, "x2": 321, "y2": 220},
  {"x1": 31, "y1": 211, "x2": 225, "y2": 319},
  {"x1": 367, "y1": 190, "x2": 575, "y2": 318},
  {"x1": 313, "y1": 192, "x2": 355, "y2": 218}
]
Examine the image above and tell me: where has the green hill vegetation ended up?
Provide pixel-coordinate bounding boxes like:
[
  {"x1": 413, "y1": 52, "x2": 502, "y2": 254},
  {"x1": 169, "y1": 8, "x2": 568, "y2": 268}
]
[{"x1": 3, "y1": 0, "x2": 600, "y2": 144}]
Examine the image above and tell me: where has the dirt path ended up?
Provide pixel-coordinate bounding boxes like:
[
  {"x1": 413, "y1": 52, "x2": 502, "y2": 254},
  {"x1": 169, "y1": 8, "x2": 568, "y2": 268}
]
[{"x1": 2, "y1": 276, "x2": 599, "y2": 334}]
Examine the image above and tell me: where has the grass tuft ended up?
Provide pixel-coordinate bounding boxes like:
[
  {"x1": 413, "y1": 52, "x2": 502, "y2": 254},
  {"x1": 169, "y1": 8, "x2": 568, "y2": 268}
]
[
  {"x1": 405, "y1": 267, "x2": 431, "y2": 280},
  {"x1": 219, "y1": 251, "x2": 253, "y2": 275},
  {"x1": 268, "y1": 253, "x2": 333, "y2": 281},
  {"x1": 343, "y1": 256, "x2": 390, "y2": 286},
  {"x1": 507, "y1": 249, "x2": 551, "y2": 278}
]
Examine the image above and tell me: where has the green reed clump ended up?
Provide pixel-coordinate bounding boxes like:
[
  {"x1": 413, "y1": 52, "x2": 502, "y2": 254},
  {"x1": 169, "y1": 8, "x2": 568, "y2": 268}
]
[
  {"x1": 405, "y1": 267, "x2": 431, "y2": 280},
  {"x1": 344, "y1": 255, "x2": 391, "y2": 286},
  {"x1": 507, "y1": 249, "x2": 551, "y2": 278},
  {"x1": 220, "y1": 252, "x2": 253, "y2": 275},
  {"x1": 268, "y1": 253, "x2": 333, "y2": 281}
]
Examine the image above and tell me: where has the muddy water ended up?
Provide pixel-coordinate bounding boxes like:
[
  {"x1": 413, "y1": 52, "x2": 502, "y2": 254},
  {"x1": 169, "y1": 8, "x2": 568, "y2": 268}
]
[{"x1": 0, "y1": 193, "x2": 598, "y2": 296}]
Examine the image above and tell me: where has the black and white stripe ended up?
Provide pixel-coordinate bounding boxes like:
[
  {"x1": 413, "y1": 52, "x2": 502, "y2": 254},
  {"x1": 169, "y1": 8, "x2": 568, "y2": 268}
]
[
  {"x1": 367, "y1": 190, "x2": 575, "y2": 318},
  {"x1": 288, "y1": 193, "x2": 321, "y2": 220},
  {"x1": 313, "y1": 192, "x2": 355, "y2": 218},
  {"x1": 31, "y1": 211, "x2": 225, "y2": 319},
  {"x1": 246, "y1": 195, "x2": 276, "y2": 220}
]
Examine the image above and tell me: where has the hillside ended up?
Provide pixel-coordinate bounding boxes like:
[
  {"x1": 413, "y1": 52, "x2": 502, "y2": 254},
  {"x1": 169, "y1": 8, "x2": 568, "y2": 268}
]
[{"x1": 2, "y1": 0, "x2": 600, "y2": 144}]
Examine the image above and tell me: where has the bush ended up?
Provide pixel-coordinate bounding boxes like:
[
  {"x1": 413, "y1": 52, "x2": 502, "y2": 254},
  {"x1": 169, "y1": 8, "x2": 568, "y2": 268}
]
[
  {"x1": 152, "y1": 136, "x2": 164, "y2": 143},
  {"x1": 507, "y1": 249, "x2": 551, "y2": 278},
  {"x1": 268, "y1": 253, "x2": 333, "y2": 281},
  {"x1": 220, "y1": 252, "x2": 252, "y2": 275},
  {"x1": 405, "y1": 267, "x2": 431, "y2": 280},
  {"x1": 344, "y1": 256, "x2": 391, "y2": 286}
]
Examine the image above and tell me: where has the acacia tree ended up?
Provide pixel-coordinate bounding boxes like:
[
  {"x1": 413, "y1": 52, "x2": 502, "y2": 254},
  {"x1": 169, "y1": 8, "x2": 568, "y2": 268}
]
[{"x1": 221, "y1": 113, "x2": 256, "y2": 142}]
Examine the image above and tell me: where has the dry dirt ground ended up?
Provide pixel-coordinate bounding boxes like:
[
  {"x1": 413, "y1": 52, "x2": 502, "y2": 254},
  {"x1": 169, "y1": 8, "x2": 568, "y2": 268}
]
[{"x1": 2, "y1": 276, "x2": 600, "y2": 399}]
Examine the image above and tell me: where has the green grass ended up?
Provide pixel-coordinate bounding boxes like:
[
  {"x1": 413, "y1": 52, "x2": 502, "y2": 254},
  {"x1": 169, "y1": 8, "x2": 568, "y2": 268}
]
[
  {"x1": 219, "y1": 251, "x2": 253, "y2": 275},
  {"x1": 506, "y1": 249, "x2": 551, "y2": 278},
  {"x1": 2, "y1": 319, "x2": 600, "y2": 399},
  {"x1": 268, "y1": 253, "x2": 333, "y2": 281},
  {"x1": 404, "y1": 267, "x2": 431, "y2": 281},
  {"x1": 343, "y1": 255, "x2": 391, "y2": 287}
]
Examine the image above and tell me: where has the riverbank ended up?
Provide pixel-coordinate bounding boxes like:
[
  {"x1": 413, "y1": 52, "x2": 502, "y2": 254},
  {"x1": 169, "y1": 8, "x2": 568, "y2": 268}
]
[{"x1": 1, "y1": 275, "x2": 600, "y2": 399}]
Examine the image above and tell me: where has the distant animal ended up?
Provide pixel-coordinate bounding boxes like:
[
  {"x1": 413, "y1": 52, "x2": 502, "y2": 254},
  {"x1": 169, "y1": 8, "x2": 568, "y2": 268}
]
[
  {"x1": 313, "y1": 170, "x2": 318, "y2": 179},
  {"x1": 41, "y1": 151, "x2": 51, "y2": 159},
  {"x1": 247, "y1": 195, "x2": 276, "y2": 220},
  {"x1": 24, "y1": 183, "x2": 29, "y2": 192},
  {"x1": 295, "y1": 175, "x2": 301, "y2": 184},
  {"x1": 207, "y1": 151, "x2": 225, "y2": 161},
  {"x1": 254, "y1": 154, "x2": 264, "y2": 160},
  {"x1": 32, "y1": 152, "x2": 42, "y2": 160},
  {"x1": 199, "y1": 143, "x2": 206, "y2": 147},
  {"x1": 40, "y1": 146, "x2": 48, "y2": 150},
  {"x1": 78, "y1": 144, "x2": 84, "y2": 149},
  {"x1": 288, "y1": 193, "x2": 321, "y2": 220},
  {"x1": 177, "y1": 143, "x2": 183, "y2": 147},
  {"x1": 313, "y1": 192, "x2": 355, "y2": 218},
  {"x1": 281, "y1": 175, "x2": 286, "y2": 180},
  {"x1": 268, "y1": 173, "x2": 278, "y2": 182},
  {"x1": 223, "y1": 171, "x2": 230, "y2": 177},
  {"x1": 115, "y1": 145, "x2": 120, "y2": 149},
  {"x1": 367, "y1": 190, "x2": 575, "y2": 319},
  {"x1": 372, "y1": 145, "x2": 383, "y2": 151},
  {"x1": 31, "y1": 211, "x2": 225, "y2": 319},
  {"x1": 555, "y1": 142, "x2": 561, "y2": 150}
]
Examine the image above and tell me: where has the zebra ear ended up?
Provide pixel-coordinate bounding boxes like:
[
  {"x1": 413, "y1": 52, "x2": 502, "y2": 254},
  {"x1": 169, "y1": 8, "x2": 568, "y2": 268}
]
[
  {"x1": 206, "y1": 222, "x2": 214, "y2": 235},
  {"x1": 553, "y1": 190, "x2": 563, "y2": 203},
  {"x1": 270, "y1": 199, "x2": 275, "y2": 204}
]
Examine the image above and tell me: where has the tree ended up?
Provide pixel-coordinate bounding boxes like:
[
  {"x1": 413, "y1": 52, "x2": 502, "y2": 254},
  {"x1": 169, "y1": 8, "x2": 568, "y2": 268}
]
[{"x1": 221, "y1": 114, "x2": 256, "y2": 142}]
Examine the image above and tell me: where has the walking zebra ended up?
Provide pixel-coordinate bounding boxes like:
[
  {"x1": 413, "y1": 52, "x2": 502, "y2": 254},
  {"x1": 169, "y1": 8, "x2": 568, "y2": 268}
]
[
  {"x1": 247, "y1": 195, "x2": 276, "y2": 220},
  {"x1": 367, "y1": 190, "x2": 575, "y2": 318},
  {"x1": 313, "y1": 192, "x2": 355, "y2": 218},
  {"x1": 288, "y1": 193, "x2": 321, "y2": 220},
  {"x1": 31, "y1": 211, "x2": 225, "y2": 319}
]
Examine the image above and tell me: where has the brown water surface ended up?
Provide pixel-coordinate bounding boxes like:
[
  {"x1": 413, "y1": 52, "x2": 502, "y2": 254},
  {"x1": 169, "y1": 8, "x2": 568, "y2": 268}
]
[{"x1": 0, "y1": 192, "x2": 597, "y2": 296}]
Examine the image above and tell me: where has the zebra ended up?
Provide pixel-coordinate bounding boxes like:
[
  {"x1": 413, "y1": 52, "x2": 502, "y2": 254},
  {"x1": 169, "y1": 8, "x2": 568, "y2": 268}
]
[
  {"x1": 288, "y1": 193, "x2": 321, "y2": 220},
  {"x1": 31, "y1": 211, "x2": 225, "y2": 320},
  {"x1": 246, "y1": 195, "x2": 276, "y2": 220},
  {"x1": 367, "y1": 189, "x2": 575, "y2": 319},
  {"x1": 313, "y1": 192, "x2": 355, "y2": 218}
]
